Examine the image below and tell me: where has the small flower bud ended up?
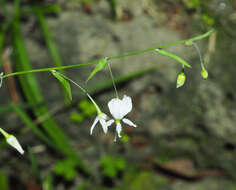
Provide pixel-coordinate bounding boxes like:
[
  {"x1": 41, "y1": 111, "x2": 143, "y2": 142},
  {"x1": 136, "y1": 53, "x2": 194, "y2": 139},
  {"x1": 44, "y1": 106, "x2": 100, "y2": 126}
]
[
  {"x1": 0, "y1": 128, "x2": 24, "y2": 154},
  {"x1": 6, "y1": 135, "x2": 24, "y2": 155},
  {"x1": 176, "y1": 72, "x2": 186, "y2": 88},
  {"x1": 201, "y1": 69, "x2": 208, "y2": 79}
]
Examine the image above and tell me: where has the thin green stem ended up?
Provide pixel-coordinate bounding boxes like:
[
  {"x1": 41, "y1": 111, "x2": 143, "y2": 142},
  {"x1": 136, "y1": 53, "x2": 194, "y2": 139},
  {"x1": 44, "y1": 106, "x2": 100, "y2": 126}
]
[
  {"x1": 3, "y1": 61, "x2": 96, "y2": 78},
  {"x1": 2, "y1": 30, "x2": 214, "y2": 79},
  {"x1": 192, "y1": 42, "x2": 205, "y2": 69},
  {"x1": 108, "y1": 62, "x2": 119, "y2": 98}
]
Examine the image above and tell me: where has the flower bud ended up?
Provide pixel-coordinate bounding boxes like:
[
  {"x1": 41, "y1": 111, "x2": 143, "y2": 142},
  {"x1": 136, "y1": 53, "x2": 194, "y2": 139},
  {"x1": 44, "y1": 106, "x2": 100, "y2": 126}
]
[
  {"x1": 201, "y1": 69, "x2": 208, "y2": 79},
  {"x1": 176, "y1": 72, "x2": 186, "y2": 88},
  {"x1": 6, "y1": 135, "x2": 24, "y2": 155},
  {"x1": 0, "y1": 128, "x2": 24, "y2": 154}
]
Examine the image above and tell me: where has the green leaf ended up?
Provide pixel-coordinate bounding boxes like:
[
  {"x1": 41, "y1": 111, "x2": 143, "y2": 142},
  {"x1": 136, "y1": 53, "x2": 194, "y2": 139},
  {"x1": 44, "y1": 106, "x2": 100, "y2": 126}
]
[
  {"x1": 51, "y1": 71, "x2": 72, "y2": 104},
  {"x1": 28, "y1": 147, "x2": 41, "y2": 184},
  {"x1": 43, "y1": 174, "x2": 53, "y2": 190},
  {"x1": 79, "y1": 99, "x2": 96, "y2": 116},
  {"x1": 12, "y1": 3, "x2": 83, "y2": 163},
  {"x1": 182, "y1": 0, "x2": 200, "y2": 9},
  {"x1": 35, "y1": 11, "x2": 70, "y2": 105},
  {"x1": 54, "y1": 158, "x2": 78, "y2": 181},
  {"x1": 87, "y1": 58, "x2": 108, "y2": 82},
  {"x1": 70, "y1": 112, "x2": 84, "y2": 123},
  {"x1": 100, "y1": 155, "x2": 126, "y2": 178},
  {"x1": 156, "y1": 49, "x2": 191, "y2": 68},
  {"x1": 22, "y1": 4, "x2": 61, "y2": 15},
  {"x1": 12, "y1": 103, "x2": 55, "y2": 148}
]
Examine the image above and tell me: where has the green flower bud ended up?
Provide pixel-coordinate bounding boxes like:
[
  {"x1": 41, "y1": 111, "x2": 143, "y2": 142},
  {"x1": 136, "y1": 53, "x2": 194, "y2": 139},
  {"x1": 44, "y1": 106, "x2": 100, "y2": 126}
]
[
  {"x1": 176, "y1": 72, "x2": 186, "y2": 88},
  {"x1": 201, "y1": 69, "x2": 208, "y2": 79}
]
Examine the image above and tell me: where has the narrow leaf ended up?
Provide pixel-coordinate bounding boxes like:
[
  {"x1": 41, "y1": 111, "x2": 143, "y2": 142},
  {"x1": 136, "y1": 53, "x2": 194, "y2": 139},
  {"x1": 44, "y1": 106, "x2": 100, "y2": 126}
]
[
  {"x1": 43, "y1": 174, "x2": 53, "y2": 190},
  {"x1": 87, "y1": 58, "x2": 108, "y2": 82},
  {"x1": 28, "y1": 147, "x2": 41, "y2": 184},
  {"x1": 12, "y1": 103, "x2": 55, "y2": 148},
  {"x1": 51, "y1": 70, "x2": 72, "y2": 104},
  {"x1": 12, "y1": 5, "x2": 79, "y2": 158},
  {"x1": 156, "y1": 49, "x2": 191, "y2": 68},
  {"x1": 0, "y1": 170, "x2": 8, "y2": 190}
]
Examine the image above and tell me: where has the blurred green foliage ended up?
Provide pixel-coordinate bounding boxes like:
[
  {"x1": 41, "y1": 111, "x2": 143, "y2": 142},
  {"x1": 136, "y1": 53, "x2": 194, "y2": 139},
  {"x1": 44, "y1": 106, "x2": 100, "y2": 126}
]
[
  {"x1": 79, "y1": 99, "x2": 97, "y2": 117},
  {"x1": 100, "y1": 155, "x2": 126, "y2": 178},
  {"x1": 70, "y1": 99, "x2": 97, "y2": 123},
  {"x1": 116, "y1": 170, "x2": 168, "y2": 190},
  {"x1": 54, "y1": 158, "x2": 79, "y2": 181},
  {"x1": 182, "y1": 0, "x2": 200, "y2": 9}
]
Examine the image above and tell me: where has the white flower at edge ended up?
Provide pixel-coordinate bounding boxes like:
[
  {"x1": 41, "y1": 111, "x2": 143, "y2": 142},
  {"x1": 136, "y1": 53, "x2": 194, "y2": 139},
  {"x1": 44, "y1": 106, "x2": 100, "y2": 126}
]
[
  {"x1": 7, "y1": 135, "x2": 24, "y2": 155},
  {"x1": 90, "y1": 112, "x2": 108, "y2": 135},
  {"x1": 0, "y1": 128, "x2": 24, "y2": 154},
  {"x1": 107, "y1": 95, "x2": 137, "y2": 138}
]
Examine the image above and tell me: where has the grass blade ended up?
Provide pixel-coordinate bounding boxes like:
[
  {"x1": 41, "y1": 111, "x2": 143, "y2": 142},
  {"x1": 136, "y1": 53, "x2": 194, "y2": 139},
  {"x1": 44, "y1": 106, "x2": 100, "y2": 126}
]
[
  {"x1": 28, "y1": 147, "x2": 41, "y2": 184},
  {"x1": 11, "y1": 103, "x2": 55, "y2": 148},
  {"x1": 35, "y1": 10, "x2": 71, "y2": 104},
  {"x1": 12, "y1": 0, "x2": 80, "y2": 158}
]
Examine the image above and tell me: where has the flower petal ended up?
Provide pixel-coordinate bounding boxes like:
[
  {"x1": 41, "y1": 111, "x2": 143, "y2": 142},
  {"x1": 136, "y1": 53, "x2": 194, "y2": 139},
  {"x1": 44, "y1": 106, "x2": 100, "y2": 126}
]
[
  {"x1": 90, "y1": 116, "x2": 99, "y2": 135},
  {"x1": 108, "y1": 97, "x2": 123, "y2": 119},
  {"x1": 116, "y1": 122, "x2": 122, "y2": 138},
  {"x1": 99, "y1": 118, "x2": 108, "y2": 134},
  {"x1": 106, "y1": 119, "x2": 115, "y2": 127},
  {"x1": 121, "y1": 95, "x2": 132, "y2": 116},
  {"x1": 7, "y1": 135, "x2": 24, "y2": 154},
  {"x1": 122, "y1": 118, "x2": 137, "y2": 127},
  {"x1": 108, "y1": 95, "x2": 133, "y2": 119}
]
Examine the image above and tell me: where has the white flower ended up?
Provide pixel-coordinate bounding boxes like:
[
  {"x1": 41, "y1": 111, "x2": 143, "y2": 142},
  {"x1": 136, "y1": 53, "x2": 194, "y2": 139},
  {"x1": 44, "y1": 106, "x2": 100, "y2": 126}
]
[
  {"x1": 107, "y1": 95, "x2": 137, "y2": 138},
  {"x1": 7, "y1": 135, "x2": 24, "y2": 155},
  {"x1": 90, "y1": 112, "x2": 108, "y2": 135}
]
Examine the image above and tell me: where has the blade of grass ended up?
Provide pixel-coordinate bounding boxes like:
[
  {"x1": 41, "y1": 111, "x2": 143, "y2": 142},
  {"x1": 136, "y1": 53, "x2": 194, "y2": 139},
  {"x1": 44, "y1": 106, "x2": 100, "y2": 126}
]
[
  {"x1": 12, "y1": 0, "x2": 85, "y2": 167},
  {"x1": 11, "y1": 103, "x2": 55, "y2": 148},
  {"x1": 22, "y1": 4, "x2": 61, "y2": 15},
  {"x1": 0, "y1": 0, "x2": 9, "y2": 68},
  {"x1": 43, "y1": 174, "x2": 53, "y2": 190},
  {"x1": 35, "y1": 10, "x2": 70, "y2": 104},
  {"x1": 35, "y1": 10, "x2": 63, "y2": 67},
  {"x1": 28, "y1": 147, "x2": 41, "y2": 185},
  {"x1": 0, "y1": 25, "x2": 7, "y2": 67}
]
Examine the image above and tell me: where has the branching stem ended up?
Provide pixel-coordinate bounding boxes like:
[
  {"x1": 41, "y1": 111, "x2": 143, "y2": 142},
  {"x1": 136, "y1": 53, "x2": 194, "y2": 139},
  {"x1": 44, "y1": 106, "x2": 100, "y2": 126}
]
[{"x1": 2, "y1": 30, "x2": 214, "y2": 79}]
